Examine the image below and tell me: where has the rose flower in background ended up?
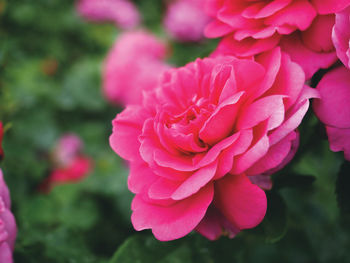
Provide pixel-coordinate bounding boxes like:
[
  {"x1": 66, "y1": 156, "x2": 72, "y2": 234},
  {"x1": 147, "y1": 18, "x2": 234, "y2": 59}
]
[
  {"x1": 76, "y1": 0, "x2": 140, "y2": 29},
  {"x1": 40, "y1": 134, "x2": 93, "y2": 192},
  {"x1": 205, "y1": 0, "x2": 350, "y2": 78},
  {"x1": 313, "y1": 6, "x2": 350, "y2": 161},
  {"x1": 163, "y1": 0, "x2": 210, "y2": 42},
  {"x1": 0, "y1": 123, "x2": 17, "y2": 263},
  {"x1": 110, "y1": 47, "x2": 318, "y2": 241},
  {"x1": 103, "y1": 30, "x2": 171, "y2": 106}
]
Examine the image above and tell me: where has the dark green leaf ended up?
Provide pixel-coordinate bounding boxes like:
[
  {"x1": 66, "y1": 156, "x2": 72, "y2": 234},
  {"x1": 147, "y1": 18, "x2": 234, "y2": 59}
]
[
  {"x1": 109, "y1": 235, "x2": 194, "y2": 263},
  {"x1": 336, "y1": 161, "x2": 350, "y2": 215},
  {"x1": 262, "y1": 191, "x2": 288, "y2": 243}
]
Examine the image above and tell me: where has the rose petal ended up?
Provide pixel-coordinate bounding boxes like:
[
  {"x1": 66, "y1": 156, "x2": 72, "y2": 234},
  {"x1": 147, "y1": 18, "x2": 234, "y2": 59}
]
[
  {"x1": 310, "y1": 0, "x2": 350, "y2": 14},
  {"x1": 131, "y1": 183, "x2": 214, "y2": 241},
  {"x1": 313, "y1": 66, "x2": 350, "y2": 128},
  {"x1": 110, "y1": 105, "x2": 150, "y2": 161},
  {"x1": 215, "y1": 174, "x2": 267, "y2": 230},
  {"x1": 326, "y1": 126, "x2": 350, "y2": 161}
]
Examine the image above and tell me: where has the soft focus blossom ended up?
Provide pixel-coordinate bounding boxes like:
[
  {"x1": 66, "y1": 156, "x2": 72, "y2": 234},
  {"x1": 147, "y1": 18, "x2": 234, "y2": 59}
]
[
  {"x1": 76, "y1": 0, "x2": 140, "y2": 29},
  {"x1": 40, "y1": 134, "x2": 92, "y2": 192},
  {"x1": 313, "y1": 67, "x2": 350, "y2": 161},
  {"x1": 333, "y1": 6, "x2": 350, "y2": 69},
  {"x1": 110, "y1": 48, "x2": 318, "y2": 241},
  {"x1": 0, "y1": 123, "x2": 16, "y2": 263},
  {"x1": 313, "y1": 7, "x2": 350, "y2": 161},
  {"x1": 0, "y1": 170, "x2": 16, "y2": 263},
  {"x1": 164, "y1": 0, "x2": 210, "y2": 42},
  {"x1": 205, "y1": 0, "x2": 350, "y2": 78},
  {"x1": 103, "y1": 30, "x2": 171, "y2": 105}
]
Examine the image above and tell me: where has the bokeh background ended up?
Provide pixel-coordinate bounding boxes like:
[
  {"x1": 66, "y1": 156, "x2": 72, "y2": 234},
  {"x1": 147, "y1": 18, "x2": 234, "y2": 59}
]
[{"x1": 1, "y1": 0, "x2": 349, "y2": 262}]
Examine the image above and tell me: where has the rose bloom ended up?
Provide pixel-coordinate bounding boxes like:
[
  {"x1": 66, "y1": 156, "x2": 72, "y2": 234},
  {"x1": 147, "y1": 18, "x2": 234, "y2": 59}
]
[
  {"x1": 164, "y1": 0, "x2": 210, "y2": 42},
  {"x1": 333, "y1": 6, "x2": 350, "y2": 68},
  {"x1": 40, "y1": 134, "x2": 92, "y2": 192},
  {"x1": 0, "y1": 170, "x2": 16, "y2": 263},
  {"x1": 205, "y1": 0, "x2": 350, "y2": 79},
  {"x1": 103, "y1": 30, "x2": 171, "y2": 106},
  {"x1": 110, "y1": 48, "x2": 318, "y2": 241},
  {"x1": 313, "y1": 67, "x2": 350, "y2": 160},
  {"x1": 313, "y1": 7, "x2": 350, "y2": 161},
  {"x1": 76, "y1": 0, "x2": 140, "y2": 29},
  {"x1": 0, "y1": 123, "x2": 17, "y2": 263}
]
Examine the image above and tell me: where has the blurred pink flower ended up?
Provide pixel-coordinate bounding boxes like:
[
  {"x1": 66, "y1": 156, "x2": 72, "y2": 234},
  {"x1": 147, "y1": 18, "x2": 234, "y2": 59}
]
[
  {"x1": 40, "y1": 134, "x2": 93, "y2": 192},
  {"x1": 76, "y1": 0, "x2": 140, "y2": 29},
  {"x1": 333, "y1": 6, "x2": 350, "y2": 69},
  {"x1": 313, "y1": 67, "x2": 350, "y2": 160},
  {"x1": 205, "y1": 0, "x2": 350, "y2": 78},
  {"x1": 103, "y1": 30, "x2": 171, "y2": 106},
  {"x1": 0, "y1": 123, "x2": 16, "y2": 263},
  {"x1": 110, "y1": 48, "x2": 318, "y2": 241},
  {"x1": 49, "y1": 157, "x2": 92, "y2": 184},
  {"x1": 53, "y1": 134, "x2": 83, "y2": 167},
  {"x1": 164, "y1": 0, "x2": 210, "y2": 42},
  {"x1": 0, "y1": 172, "x2": 16, "y2": 263}
]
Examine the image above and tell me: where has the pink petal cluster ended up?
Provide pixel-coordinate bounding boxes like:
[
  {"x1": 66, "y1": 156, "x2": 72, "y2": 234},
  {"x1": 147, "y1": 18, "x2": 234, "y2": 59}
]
[
  {"x1": 110, "y1": 47, "x2": 318, "y2": 241},
  {"x1": 76, "y1": 0, "x2": 140, "y2": 29},
  {"x1": 313, "y1": 67, "x2": 350, "y2": 160},
  {"x1": 313, "y1": 7, "x2": 350, "y2": 161},
  {"x1": 40, "y1": 134, "x2": 92, "y2": 192},
  {"x1": 0, "y1": 170, "x2": 16, "y2": 263},
  {"x1": 164, "y1": 0, "x2": 210, "y2": 42},
  {"x1": 0, "y1": 122, "x2": 16, "y2": 263},
  {"x1": 333, "y1": 6, "x2": 350, "y2": 68},
  {"x1": 205, "y1": 0, "x2": 350, "y2": 79},
  {"x1": 103, "y1": 30, "x2": 171, "y2": 106}
]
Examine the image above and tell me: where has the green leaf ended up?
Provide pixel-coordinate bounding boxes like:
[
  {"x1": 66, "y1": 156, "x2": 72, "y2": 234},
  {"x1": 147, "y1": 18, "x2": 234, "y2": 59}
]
[
  {"x1": 273, "y1": 173, "x2": 316, "y2": 190},
  {"x1": 109, "y1": 235, "x2": 194, "y2": 263},
  {"x1": 336, "y1": 161, "x2": 350, "y2": 215},
  {"x1": 262, "y1": 191, "x2": 288, "y2": 243}
]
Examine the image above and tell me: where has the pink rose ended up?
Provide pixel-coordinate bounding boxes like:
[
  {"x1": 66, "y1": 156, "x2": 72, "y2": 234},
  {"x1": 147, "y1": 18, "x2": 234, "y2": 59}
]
[
  {"x1": 76, "y1": 0, "x2": 140, "y2": 29},
  {"x1": 313, "y1": 66, "x2": 350, "y2": 160},
  {"x1": 49, "y1": 157, "x2": 92, "y2": 184},
  {"x1": 205, "y1": 0, "x2": 350, "y2": 78},
  {"x1": 333, "y1": 6, "x2": 350, "y2": 69},
  {"x1": 103, "y1": 30, "x2": 171, "y2": 106},
  {"x1": 164, "y1": 0, "x2": 210, "y2": 42},
  {"x1": 40, "y1": 134, "x2": 93, "y2": 192},
  {"x1": 53, "y1": 134, "x2": 83, "y2": 167},
  {"x1": 0, "y1": 171, "x2": 16, "y2": 263},
  {"x1": 110, "y1": 48, "x2": 318, "y2": 241}
]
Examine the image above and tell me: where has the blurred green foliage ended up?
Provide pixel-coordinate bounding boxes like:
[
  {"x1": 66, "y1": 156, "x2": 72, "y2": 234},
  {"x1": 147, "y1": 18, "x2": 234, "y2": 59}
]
[{"x1": 1, "y1": 0, "x2": 349, "y2": 262}]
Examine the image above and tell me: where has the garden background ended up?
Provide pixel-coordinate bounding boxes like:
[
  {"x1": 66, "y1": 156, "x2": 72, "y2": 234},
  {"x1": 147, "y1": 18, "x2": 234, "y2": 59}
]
[{"x1": 1, "y1": 0, "x2": 350, "y2": 262}]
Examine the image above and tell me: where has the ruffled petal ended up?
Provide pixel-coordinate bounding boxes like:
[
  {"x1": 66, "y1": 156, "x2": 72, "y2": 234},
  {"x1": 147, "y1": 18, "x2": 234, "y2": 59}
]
[
  {"x1": 215, "y1": 174, "x2": 267, "y2": 230},
  {"x1": 131, "y1": 183, "x2": 214, "y2": 241}
]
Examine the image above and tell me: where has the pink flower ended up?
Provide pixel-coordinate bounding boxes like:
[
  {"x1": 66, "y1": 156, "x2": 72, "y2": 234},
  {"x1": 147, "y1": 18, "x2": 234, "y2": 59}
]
[
  {"x1": 53, "y1": 134, "x2": 83, "y2": 167},
  {"x1": 0, "y1": 124, "x2": 16, "y2": 263},
  {"x1": 313, "y1": 66, "x2": 350, "y2": 160},
  {"x1": 205, "y1": 0, "x2": 350, "y2": 78},
  {"x1": 49, "y1": 157, "x2": 92, "y2": 184},
  {"x1": 333, "y1": 6, "x2": 350, "y2": 69},
  {"x1": 110, "y1": 48, "x2": 318, "y2": 241},
  {"x1": 103, "y1": 30, "x2": 171, "y2": 106},
  {"x1": 164, "y1": 0, "x2": 210, "y2": 42},
  {"x1": 0, "y1": 171, "x2": 16, "y2": 263},
  {"x1": 76, "y1": 0, "x2": 140, "y2": 29},
  {"x1": 40, "y1": 134, "x2": 93, "y2": 192}
]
